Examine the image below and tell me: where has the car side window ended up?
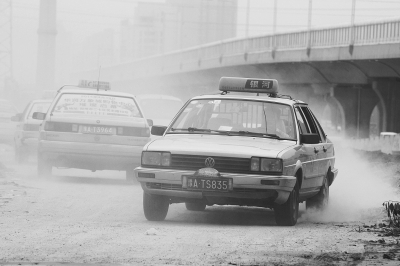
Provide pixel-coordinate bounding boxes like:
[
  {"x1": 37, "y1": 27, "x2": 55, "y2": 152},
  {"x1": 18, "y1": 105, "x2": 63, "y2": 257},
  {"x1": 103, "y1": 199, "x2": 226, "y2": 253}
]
[
  {"x1": 294, "y1": 107, "x2": 308, "y2": 134},
  {"x1": 300, "y1": 106, "x2": 322, "y2": 142},
  {"x1": 309, "y1": 109, "x2": 326, "y2": 143}
]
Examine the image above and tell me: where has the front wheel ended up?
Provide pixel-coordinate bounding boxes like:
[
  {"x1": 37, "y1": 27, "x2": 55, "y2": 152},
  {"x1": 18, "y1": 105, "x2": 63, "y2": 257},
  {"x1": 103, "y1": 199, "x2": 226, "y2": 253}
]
[
  {"x1": 306, "y1": 175, "x2": 329, "y2": 210},
  {"x1": 274, "y1": 182, "x2": 299, "y2": 226},
  {"x1": 185, "y1": 202, "x2": 206, "y2": 211},
  {"x1": 143, "y1": 193, "x2": 169, "y2": 221}
]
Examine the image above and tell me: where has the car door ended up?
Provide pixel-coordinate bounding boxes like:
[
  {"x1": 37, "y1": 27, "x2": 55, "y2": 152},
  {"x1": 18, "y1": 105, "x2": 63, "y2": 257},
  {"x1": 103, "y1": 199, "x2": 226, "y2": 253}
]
[
  {"x1": 310, "y1": 109, "x2": 333, "y2": 178},
  {"x1": 294, "y1": 106, "x2": 319, "y2": 199},
  {"x1": 300, "y1": 107, "x2": 326, "y2": 181}
]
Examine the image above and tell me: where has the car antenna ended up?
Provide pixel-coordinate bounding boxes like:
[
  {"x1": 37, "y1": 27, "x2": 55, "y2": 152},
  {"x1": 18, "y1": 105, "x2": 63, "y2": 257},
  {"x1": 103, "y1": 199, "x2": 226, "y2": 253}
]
[{"x1": 97, "y1": 66, "x2": 101, "y2": 91}]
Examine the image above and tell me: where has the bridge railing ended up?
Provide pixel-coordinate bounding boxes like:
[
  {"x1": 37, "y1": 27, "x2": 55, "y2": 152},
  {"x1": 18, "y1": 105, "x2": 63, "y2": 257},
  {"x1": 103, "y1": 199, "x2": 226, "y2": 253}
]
[
  {"x1": 87, "y1": 19, "x2": 400, "y2": 79},
  {"x1": 166, "y1": 19, "x2": 400, "y2": 68}
]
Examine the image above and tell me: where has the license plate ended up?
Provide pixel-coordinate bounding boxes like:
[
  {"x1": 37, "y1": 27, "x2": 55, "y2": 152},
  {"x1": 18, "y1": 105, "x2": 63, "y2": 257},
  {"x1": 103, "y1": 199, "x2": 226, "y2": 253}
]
[
  {"x1": 81, "y1": 125, "x2": 115, "y2": 134},
  {"x1": 186, "y1": 176, "x2": 232, "y2": 192}
]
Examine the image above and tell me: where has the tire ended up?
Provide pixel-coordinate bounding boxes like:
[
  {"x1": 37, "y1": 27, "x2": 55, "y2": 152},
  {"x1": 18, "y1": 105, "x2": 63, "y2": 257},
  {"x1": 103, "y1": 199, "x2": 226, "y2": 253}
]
[
  {"x1": 37, "y1": 155, "x2": 52, "y2": 177},
  {"x1": 143, "y1": 193, "x2": 169, "y2": 221},
  {"x1": 306, "y1": 174, "x2": 329, "y2": 210},
  {"x1": 185, "y1": 202, "x2": 206, "y2": 211},
  {"x1": 274, "y1": 182, "x2": 299, "y2": 226}
]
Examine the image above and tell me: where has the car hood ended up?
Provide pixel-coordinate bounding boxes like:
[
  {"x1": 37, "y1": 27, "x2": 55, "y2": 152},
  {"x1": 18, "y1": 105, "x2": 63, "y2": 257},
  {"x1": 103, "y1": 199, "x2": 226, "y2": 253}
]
[{"x1": 146, "y1": 134, "x2": 297, "y2": 158}]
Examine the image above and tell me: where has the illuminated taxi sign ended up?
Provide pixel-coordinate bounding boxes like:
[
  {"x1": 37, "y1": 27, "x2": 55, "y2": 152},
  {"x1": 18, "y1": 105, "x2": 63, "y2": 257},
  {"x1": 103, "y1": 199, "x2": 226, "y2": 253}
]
[
  {"x1": 219, "y1": 77, "x2": 278, "y2": 94},
  {"x1": 78, "y1": 80, "x2": 111, "y2": 90}
]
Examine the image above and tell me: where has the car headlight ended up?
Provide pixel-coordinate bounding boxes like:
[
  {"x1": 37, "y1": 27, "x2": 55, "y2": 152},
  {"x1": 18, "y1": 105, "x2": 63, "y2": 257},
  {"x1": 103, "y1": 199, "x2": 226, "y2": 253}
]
[
  {"x1": 251, "y1": 157, "x2": 282, "y2": 173},
  {"x1": 142, "y1": 151, "x2": 171, "y2": 166}
]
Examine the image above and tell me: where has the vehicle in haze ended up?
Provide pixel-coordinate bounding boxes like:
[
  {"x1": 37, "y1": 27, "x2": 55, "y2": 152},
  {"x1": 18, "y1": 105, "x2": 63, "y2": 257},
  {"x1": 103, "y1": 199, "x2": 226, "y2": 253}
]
[
  {"x1": 136, "y1": 94, "x2": 184, "y2": 126},
  {"x1": 0, "y1": 99, "x2": 18, "y2": 143},
  {"x1": 135, "y1": 77, "x2": 338, "y2": 226},
  {"x1": 33, "y1": 80, "x2": 152, "y2": 181},
  {"x1": 12, "y1": 99, "x2": 53, "y2": 163}
]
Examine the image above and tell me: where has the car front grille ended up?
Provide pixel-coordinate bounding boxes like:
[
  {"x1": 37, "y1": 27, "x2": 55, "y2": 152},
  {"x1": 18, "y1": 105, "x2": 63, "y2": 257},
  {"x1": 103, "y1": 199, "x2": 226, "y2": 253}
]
[{"x1": 171, "y1": 154, "x2": 251, "y2": 174}]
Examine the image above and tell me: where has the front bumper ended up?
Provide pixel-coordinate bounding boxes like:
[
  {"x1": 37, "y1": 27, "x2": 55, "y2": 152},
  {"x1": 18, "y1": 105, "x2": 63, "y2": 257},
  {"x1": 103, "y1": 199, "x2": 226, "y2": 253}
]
[
  {"x1": 134, "y1": 167, "x2": 297, "y2": 204},
  {"x1": 39, "y1": 140, "x2": 143, "y2": 170}
]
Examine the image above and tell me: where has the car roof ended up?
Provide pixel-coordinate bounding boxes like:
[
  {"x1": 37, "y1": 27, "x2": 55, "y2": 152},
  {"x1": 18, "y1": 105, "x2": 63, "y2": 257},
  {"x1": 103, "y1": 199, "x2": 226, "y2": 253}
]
[
  {"x1": 57, "y1": 87, "x2": 136, "y2": 98},
  {"x1": 190, "y1": 92, "x2": 306, "y2": 106}
]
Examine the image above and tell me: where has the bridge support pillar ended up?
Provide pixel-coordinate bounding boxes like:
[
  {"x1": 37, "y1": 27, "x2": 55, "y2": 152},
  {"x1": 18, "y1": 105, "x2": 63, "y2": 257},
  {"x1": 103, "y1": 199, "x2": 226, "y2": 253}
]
[
  {"x1": 372, "y1": 79, "x2": 400, "y2": 133},
  {"x1": 332, "y1": 85, "x2": 379, "y2": 138}
]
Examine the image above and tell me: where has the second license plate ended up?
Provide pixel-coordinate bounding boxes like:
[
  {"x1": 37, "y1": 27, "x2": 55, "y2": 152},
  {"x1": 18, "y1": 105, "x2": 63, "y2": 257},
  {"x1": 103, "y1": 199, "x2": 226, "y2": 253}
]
[
  {"x1": 81, "y1": 125, "x2": 115, "y2": 134},
  {"x1": 186, "y1": 176, "x2": 232, "y2": 192}
]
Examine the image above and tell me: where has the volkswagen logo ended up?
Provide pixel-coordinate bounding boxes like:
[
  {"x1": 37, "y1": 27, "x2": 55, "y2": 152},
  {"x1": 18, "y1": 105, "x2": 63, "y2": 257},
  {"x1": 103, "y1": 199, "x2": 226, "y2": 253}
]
[
  {"x1": 96, "y1": 120, "x2": 100, "y2": 124},
  {"x1": 204, "y1": 157, "x2": 215, "y2": 168}
]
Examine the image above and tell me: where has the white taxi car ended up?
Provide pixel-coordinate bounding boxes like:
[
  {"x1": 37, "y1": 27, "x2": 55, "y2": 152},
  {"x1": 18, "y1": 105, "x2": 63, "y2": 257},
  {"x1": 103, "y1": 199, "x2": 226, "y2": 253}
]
[
  {"x1": 12, "y1": 99, "x2": 52, "y2": 163},
  {"x1": 33, "y1": 81, "x2": 151, "y2": 180},
  {"x1": 135, "y1": 77, "x2": 338, "y2": 226}
]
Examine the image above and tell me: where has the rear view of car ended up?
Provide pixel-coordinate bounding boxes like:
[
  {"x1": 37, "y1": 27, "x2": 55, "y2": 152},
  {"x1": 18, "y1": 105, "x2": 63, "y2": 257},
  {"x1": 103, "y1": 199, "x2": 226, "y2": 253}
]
[
  {"x1": 33, "y1": 81, "x2": 151, "y2": 181},
  {"x1": 13, "y1": 99, "x2": 52, "y2": 163}
]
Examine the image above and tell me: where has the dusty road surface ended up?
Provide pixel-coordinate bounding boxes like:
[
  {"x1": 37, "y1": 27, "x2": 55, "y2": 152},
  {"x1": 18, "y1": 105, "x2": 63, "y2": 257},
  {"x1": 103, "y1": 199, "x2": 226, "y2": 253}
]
[{"x1": 1, "y1": 141, "x2": 400, "y2": 265}]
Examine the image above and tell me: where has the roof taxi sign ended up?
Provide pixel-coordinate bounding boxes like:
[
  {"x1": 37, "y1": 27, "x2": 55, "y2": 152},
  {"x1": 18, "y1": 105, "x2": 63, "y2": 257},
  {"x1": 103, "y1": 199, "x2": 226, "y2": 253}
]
[
  {"x1": 78, "y1": 80, "x2": 111, "y2": 91},
  {"x1": 219, "y1": 77, "x2": 278, "y2": 94}
]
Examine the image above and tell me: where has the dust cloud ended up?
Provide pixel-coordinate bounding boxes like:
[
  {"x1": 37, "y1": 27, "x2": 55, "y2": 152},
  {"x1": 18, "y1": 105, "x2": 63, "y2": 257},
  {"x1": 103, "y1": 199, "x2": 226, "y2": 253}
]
[{"x1": 299, "y1": 138, "x2": 399, "y2": 224}]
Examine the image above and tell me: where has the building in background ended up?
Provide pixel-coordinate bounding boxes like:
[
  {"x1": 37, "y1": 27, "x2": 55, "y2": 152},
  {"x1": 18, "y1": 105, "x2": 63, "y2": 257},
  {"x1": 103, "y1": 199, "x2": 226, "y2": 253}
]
[{"x1": 120, "y1": 0, "x2": 237, "y2": 62}]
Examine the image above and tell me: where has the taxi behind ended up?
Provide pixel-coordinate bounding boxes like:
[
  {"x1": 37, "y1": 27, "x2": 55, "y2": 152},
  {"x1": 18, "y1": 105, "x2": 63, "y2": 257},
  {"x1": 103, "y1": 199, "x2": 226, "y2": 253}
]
[
  {"x1": 33, "y1": 80, "x2": 151, "y2": 180},
  {"x1": 12, "y1": 99, "x2": 52, "y2": 163},
  {"x1": 135, "y1": 77, "x2": 338, "y2": 226}
]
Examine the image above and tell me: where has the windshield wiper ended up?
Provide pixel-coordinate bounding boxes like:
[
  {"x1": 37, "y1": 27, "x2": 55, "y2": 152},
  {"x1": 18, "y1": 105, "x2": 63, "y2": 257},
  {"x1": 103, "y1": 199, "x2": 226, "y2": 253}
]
[
  {"x1": 236, "y1": 131, "x2": 296, "y2": 140},
  {"x1": 170, "y1": 127, "x2": 231, "y2": 135}
]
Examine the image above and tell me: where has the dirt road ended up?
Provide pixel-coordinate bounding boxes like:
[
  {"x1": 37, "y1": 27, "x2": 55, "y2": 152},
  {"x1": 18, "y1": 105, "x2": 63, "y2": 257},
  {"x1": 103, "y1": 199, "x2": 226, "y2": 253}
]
[{"x1": 1, "y1": 142, "x2": 400, "y2": 265}]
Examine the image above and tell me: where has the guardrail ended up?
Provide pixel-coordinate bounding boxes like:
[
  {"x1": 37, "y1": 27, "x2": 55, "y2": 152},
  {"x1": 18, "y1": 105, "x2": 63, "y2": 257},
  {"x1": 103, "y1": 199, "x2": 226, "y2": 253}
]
[
  {"x1": 80, "y1": 18, "x2": 400, "y2": 80},
  {"x1": 350, "y1": 134, "x2": 400, "y2": 155},
  {"x1": 175, "y1": 18, "x2": 400, "y2": 63}
]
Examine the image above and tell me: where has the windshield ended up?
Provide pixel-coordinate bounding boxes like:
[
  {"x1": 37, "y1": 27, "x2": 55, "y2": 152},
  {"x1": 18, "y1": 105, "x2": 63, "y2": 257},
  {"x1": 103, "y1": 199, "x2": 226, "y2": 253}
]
[
  {"x1": 27, "y1": 102, "x2": 51, "y2": 120},
  {"x1": 168, "y1": 99, "x2": 296, "y2": 140},
  {"x1": 52, "y1": 93, "x2": 142, "y2": 118}
]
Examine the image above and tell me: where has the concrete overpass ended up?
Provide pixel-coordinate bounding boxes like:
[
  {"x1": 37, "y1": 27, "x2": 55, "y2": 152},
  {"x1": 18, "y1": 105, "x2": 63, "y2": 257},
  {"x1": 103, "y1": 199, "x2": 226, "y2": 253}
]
[{"x1": 75, "y1": 18, "x2": 400, "y2": 138}]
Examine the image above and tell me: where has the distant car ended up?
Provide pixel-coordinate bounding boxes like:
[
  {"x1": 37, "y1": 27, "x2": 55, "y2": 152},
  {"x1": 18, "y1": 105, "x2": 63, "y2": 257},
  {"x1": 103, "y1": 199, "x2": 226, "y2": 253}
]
[
  {"x1": 137, "y1": 94, "x2": 184, "y2": 126},
  {"x1": 135, "y1": 77, "x2": 338, "y2": 226},
  {"x1": 33, "y1": 80, "x2": 152, "y2": 181},
  {"x1": 0, "y1": 99, "x2": 18, "y2": 143},
  {"x1": 12, "y1": 99, "x2": 53, "y2": 163}
]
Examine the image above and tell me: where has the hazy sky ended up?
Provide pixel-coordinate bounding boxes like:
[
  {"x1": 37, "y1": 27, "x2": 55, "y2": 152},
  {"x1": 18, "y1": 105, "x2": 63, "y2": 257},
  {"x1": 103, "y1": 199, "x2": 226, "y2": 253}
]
[{"x1": 10, "y1": 0, "x2": 400, "y2": 86}]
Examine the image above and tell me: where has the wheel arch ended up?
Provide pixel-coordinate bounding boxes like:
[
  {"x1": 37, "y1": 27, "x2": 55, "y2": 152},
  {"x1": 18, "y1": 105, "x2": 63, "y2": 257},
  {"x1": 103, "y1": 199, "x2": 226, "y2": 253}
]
[{"x1": 293, "y1": 160, "x2": 303, "y2": 189}]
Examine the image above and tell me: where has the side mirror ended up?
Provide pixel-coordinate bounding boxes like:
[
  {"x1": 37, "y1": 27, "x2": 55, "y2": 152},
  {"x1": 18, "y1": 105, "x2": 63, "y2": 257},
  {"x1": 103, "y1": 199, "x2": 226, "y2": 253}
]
[
  {"x1": 300, "y1": 133, "x2": 320, "y2": 144},
  {"x1": 32, "y1": 112, "x2": 46, "y2": 120},
  {"x1": 11, "y1": 113, "x2": 22, "y2": 122},
  {"x1": 151, "y1": 125, "x2": 167, "y2": 136},
  {"x1": 146, "y1": 119, "x2": 153, "y2": 127}
]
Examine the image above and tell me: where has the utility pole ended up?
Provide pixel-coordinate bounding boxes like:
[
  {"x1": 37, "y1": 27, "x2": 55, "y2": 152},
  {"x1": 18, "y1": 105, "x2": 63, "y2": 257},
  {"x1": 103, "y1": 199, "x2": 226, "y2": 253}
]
[
  {"x1": 0, "y1": 0, "x2": 12, "y2": 97},
  {"x1": 273, "y1": 0, "x2": 277, "y2": 35},
  {"x1": 306, "y1": 0, "x2": 312, "y2": 56},
  {"x1": 36, "y1": 0, "x2": 57, "y2": 92},
  {"x1": 245, "y1": 0, "x2": 250, "y2": 37}
]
